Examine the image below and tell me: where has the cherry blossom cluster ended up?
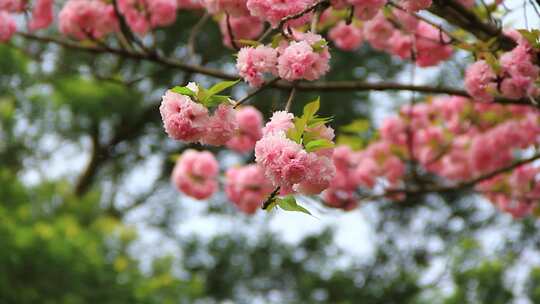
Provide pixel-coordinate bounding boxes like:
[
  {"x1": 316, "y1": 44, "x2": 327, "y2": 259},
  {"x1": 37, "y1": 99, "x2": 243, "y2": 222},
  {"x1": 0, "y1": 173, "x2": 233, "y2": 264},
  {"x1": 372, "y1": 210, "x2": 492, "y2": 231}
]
[
  {"x1": 171, "y1": 149, "x2": 220, "y2": 200},
  {"x1": 0, "y1": 0, "x2": 53, "y2": 41},
  {"x1": 159, "y1": 83, "x2": 264, "y2": 151},
  {"x1": 255, "y1": 109, "x2": 336, "y2": 195},
  {"x1": 326, "y1": 8, "x2": 453, "y2": 67},
  {"x1": 465, "y1": 31, "x2": 540, "y2": 102},
  {"x1": 237, "y1": 31, "x2": 331, "y2": 86},
  {"x1": 322, "y1": 96, "x2": 540, "y2": 217}
]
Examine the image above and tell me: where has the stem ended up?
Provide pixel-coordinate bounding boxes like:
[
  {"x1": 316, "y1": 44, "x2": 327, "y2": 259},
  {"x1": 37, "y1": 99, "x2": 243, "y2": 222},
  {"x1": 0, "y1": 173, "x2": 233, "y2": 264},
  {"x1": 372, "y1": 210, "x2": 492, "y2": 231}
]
[{"x1": 285, "y1": 86, "x2": 297, "y2": 112}]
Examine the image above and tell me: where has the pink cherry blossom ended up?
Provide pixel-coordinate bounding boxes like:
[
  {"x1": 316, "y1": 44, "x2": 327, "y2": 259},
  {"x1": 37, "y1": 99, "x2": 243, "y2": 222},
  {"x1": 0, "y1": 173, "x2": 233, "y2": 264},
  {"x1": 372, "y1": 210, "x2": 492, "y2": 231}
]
[
  {"x1": 262, "y1": 111, "x2": 294, "y2": 135},
  {"x1": 277, "y1": 34, "x2": 331, "y2": 81},
  {"x1": 296, "y1": 153, "x2": 335, "y2": 194},
  {"x1": 328, "y1": 21, "x2": 364, "y2": 51},
  {"x1": 0, "y1": 12, "x2": 16, "y2": 42},
  {"x1": 118, "y1": 0, "x2": 178, "y2": 35},
  {"x1": 363, "y1": 12, "x2": 395, "y2": 50},
  {"x1": 178, "y1": 0, "x2": 204, "y2": 9},
  {"x1": 350, "y1": 0, "x2": 386, "y2": 21},
  {"x1": 29, "y1": 0, "x2": 54, "y2": 31},
  {"x1": 219, "y1": 15, "x2": 264, "y2": 49},
  {"x1": 254, "y1": 132, "x2": 310, "y2": 189},
  {"x1": 204, "y1": 0, "x2": 250, "y2": 16},
  {"x1": 159, "y1": 90, "x2": 210, "y2": 142},
  {"x1": 202, "y1": 104, "x2": 239, "y2": 146},
  {"x1": 58, "y1": 0, "x2": 118, "y2": 40},
  {"x1": 464, "y1": 60, "x2": 497, "y2": 102},
  {"x1": 0, "y1": 0, "x2": 25, "y2": 12},
  {"x1": 236, "y1": 45, "x2": 278, "y2": 87},
  {"x1": 415, "y1": 22, "x2": 453, "y2": 67},
  {"x1": 171, "y1": 150, "x2": 219, "y2": 200},
  {"x1": 400, "y1": 0, "x2": 431, "y2": 11},
  {"x1": 246, "y1": 0, "x2": 314, "y2": 28},
  {"x1": 226, "y1": 106, "x2": 264, "y2": 153},
  {"x1": 225, "y1": 164, "x2": 274, "y2": 214}
]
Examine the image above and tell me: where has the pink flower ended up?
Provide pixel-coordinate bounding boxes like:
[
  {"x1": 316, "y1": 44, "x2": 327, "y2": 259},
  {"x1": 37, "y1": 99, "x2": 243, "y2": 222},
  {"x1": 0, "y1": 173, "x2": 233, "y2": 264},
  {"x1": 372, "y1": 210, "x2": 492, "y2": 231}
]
[
  {"x1": 59, "y1": 0, "x2": 118, "y2": 40},
  {"x1": 236, "y1": 45, "x2": 278, "y2": 87},
  {"x1": 204, "y1": 0, "x2": 250, "y2": 16},
  {"x1": 219, "y1": 15, "x2": 264, "y2": 49},
  {"x1": 246, "y1": 0, "x2": 314, "y2": 28},
  {"x1": 0, "y1": 12, "x2": 16, "y2": 42},
  {"x1": 118, "y1": 0, "x2": 178, "y2": 35},
  {"x1": 353, "y1": 157, "x2": 379, "y2": 188},
  {"x1": 363, "y1": 12, "x2": 395, "y2": 50},
  {"x1": 171, "y1": 150, "x2": 219, "y2": 200},
  {"x1": 322, "y1": 189, "x2": 359, "y2": 211},
  {"x1": 225, "y1": 164, "x2": 274, "y2": 214},
  {"x1": 255, "y1": 132, "x2": 310, "y2": 188},
  {"x1": 499, "y1": 44, "x2": 539, "y2": 99},
  {"x1": 328, "y1": 21, "x2": 364, "y2": 51},
  {"x1": 464, "y1": 60, "x2": 497, "y2": 102},
  {"x1": 226, "y1": 106, "x2": 264, "y2": 153},
  {"x1": 0, "y1": 0, "x2": 25, "y2": 12},
  {"x1": 296, "y1": 153, "x2": 335, "y2": 194},
  {"x1": 159, "y1": 90, "x2": 210, "y2": 142},
  {"x1": 178, "y1": 0, "x2": 204, "y2": 9},
  {"x1": 201, "y1": 104, "x2": 239, "y2": 146},
  {"x1": 389, "y1": 31, "x2": 413, "y2": 59},
  {"x1": 277, "y1": 35, "x2": 331, "y2": 81},
  {"x1": 392, "y1": 8, "x2": 418, "y2": 31},
  {"x1": 380, "y1": 116, "x2": 407, "y2": 145},
  {"x1": 29, "y1": 0, "x2": 53, "y2": 31},
  {"x1": 262, "y1": 111, "x2": 294, "y2": 135},
  {"x1": 415, "y1": 22, "x2": 453, "y2": 67},
  {"x1": 350, "y1": 0, "x2": 386, "y2": 20},
  {"x1": 400, "y1": 0, "x2": 431, "y2": 11}
]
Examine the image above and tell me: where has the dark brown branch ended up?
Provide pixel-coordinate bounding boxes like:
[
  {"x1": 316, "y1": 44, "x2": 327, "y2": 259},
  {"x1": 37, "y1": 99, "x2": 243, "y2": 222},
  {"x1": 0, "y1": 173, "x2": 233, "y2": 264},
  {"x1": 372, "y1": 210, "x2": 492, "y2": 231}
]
[
  {"x1": 429, "y1": 0, "x2": 516, "y2": 50},
  {"x1": 364, "y1": 153, "x2": 540, "y2": 201},
  {"x1": 17, "y1": 32, "x2": 535, "y2": 106}
]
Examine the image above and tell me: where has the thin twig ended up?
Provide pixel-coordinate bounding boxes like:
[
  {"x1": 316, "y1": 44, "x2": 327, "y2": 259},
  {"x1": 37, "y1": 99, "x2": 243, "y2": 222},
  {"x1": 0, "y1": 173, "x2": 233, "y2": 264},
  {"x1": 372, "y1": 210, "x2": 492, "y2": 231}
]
[
  {"x1": 188, "y1": 13, "x2": 210, "y2": 59},
  {"x1": 234, "y1": 77, "x2": 280, "y2": 108},
  {"x1": 285, "y1": 86, "x2": 297, "y2": 112}
]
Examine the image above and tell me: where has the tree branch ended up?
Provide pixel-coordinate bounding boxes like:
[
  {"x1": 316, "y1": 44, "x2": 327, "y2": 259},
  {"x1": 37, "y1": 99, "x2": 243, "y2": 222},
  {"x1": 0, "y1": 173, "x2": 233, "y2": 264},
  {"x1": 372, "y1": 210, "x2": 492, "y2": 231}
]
[{"x1": 17, "y1": 32, "x2": 535, "y2": 106}]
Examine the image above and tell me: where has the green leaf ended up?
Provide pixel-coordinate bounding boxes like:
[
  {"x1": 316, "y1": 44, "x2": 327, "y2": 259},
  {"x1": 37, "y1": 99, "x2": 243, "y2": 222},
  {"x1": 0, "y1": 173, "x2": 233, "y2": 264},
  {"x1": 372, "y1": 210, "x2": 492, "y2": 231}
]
[
  {"x1": 336, "y1": 135, "x2": 364, "y2": 150},
  {"x1": 271, "y1": 33, "x2": 284, "y2": 48},
  {"x1": 287, "y1": 116, "x2": 307, "y2": 144},
  {"x1": 277, "y1": 196, "x2": 311, "y2": 215},
  {"x1": 204, "y1": 95, "x2": 231, "y2": 107},
  {"x1": 311, "y1": 40, "x2": 328, "y2": 53},
  {"x1": 171, "y1": 86, "x2": 196, "y2": 96},
  {"x1": 237, "y1": 39, "x2": 261, "y2": 47},
  {"x1": 206, "y1": 80, "x2": 240, "y2": 97},
  {"x1": 341, "y1": 119, "x2": 370, "y2": 133},
  {"x1": 304, "y1": 139, "x2": 335, "y2": 152},
  {"x1": 481, "y1": 52, "x2": 501, "y2": 74},
  {"x1": 302, "y1": 98, "x2": 320, "y2": 122}
]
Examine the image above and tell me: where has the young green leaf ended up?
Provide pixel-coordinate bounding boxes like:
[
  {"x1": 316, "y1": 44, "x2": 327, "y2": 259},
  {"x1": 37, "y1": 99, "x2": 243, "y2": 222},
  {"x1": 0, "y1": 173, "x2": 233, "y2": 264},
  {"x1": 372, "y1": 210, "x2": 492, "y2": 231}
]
[
  {"x1": 311, "y1": 40, "x2": 328, "y2": 53},
  {"x1": 204, "y1": 95, "x2": 231, "y2": 107},
  {"x1": 287, "y1": 116, "x2": 308, "y2": 144},
  {"x1": 302, "y1": 97, "x2": 320, "y2": 122},
  {"x1": 341, "y1": 119, "x2": 370, "y2": 133},
  {"x1": 171, "y1": 86, "x2": 196, "y2": 96},
  {"x1": 305, "y1": 139, "x2": 335, "y2": 152},
  {"x1": 237, "y1": 39, "x2": 261, "y2": 47},
  {"x1": 277, "y1": 196, "x2": 312, "y2": 215},
  {"x1": 206, "y1": 80, "x2": 240, "y2": 97},
  {"x1": 271, "y1": 33, "x2": 284, "y2": 48}
]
